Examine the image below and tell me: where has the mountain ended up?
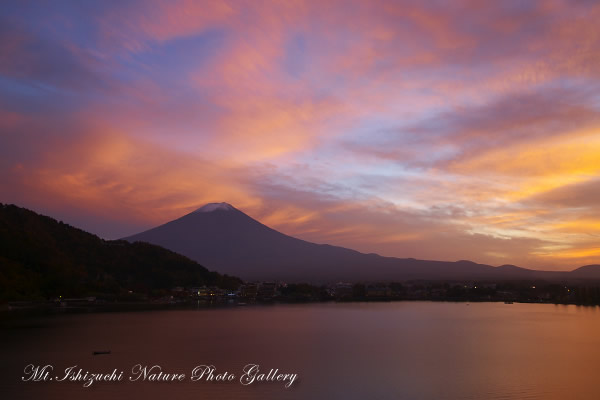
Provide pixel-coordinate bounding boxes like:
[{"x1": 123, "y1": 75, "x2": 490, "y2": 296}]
[
  {"x1": 0, "y1": 204, "x2": 241, "y2": 301},
  {"x1": 124, "y1": 202, "x2": 600, "y2": 282},
  {"x1": 569, "y1": 265, "x2": 600, "y2": 279}
]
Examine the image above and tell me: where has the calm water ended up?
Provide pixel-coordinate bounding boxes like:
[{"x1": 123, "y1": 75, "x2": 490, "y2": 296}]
[{"x1": 1, "y1": 302, "x2": 600, "y2": 399}]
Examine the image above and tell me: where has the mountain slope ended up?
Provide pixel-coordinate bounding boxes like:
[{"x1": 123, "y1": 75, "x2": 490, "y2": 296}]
[
  {"x1": 570, "y1": 265, "x2": 600, "y2": 279},
  {"x1": 125, "y1": 202, "x2": 595, "y2": 282},
  {"x1": 0, "y1": 204, "x2": 241, "y2": 301}
]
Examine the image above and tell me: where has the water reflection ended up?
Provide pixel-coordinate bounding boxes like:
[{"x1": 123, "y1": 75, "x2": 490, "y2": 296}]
[{"x1": 1, "y1": 302, "x2": 600, "y2": 399}]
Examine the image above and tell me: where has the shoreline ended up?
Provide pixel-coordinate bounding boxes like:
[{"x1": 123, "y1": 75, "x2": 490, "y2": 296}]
[{"x1": 2, "y1": 297, "x2": 598, "y2": 319}]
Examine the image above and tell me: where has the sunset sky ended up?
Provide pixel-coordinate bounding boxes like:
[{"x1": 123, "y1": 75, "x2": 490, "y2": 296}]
[{"x1": 1, "y1": 0, "x2": 600, "y2": 270}]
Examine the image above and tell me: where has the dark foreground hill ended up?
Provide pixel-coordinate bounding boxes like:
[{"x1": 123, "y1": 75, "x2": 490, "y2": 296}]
[
  {"x1": 125, "y1": 202, "x2": 600, "y2": 282},
  {"x1": 0, "y1": 204, "x2": 241, "y2": 301}
]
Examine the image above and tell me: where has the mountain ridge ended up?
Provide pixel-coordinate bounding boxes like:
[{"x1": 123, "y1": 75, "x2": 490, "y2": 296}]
[
  {"x1": 0, "y1": 203, "x2": 241, "y2": 301},
  {"x1": 125, "y1": 202, "x2": 600, "y2": 282}
]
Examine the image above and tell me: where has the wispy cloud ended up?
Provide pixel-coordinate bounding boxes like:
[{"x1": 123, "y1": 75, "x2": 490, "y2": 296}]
[{"x1": 1, "y1": 0, "x2": 600, "y2": 269}]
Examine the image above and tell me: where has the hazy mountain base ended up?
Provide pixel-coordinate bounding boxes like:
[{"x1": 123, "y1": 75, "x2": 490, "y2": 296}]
[{"x1": 0, "y1": 204, "x2": 241, "y2": 301}]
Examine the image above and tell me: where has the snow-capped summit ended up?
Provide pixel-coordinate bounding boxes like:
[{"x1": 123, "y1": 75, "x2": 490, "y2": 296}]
[{"x1": 194, "y1": 202, "x2": 235, "y2": 213}]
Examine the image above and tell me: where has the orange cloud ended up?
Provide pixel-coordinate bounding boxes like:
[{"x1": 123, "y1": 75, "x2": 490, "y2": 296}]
[{"x1": 2, "y1": 0, "x2": 600, "y2": 270}]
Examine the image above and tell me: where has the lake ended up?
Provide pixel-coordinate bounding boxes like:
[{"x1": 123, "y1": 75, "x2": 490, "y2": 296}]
[{"x1": 1, "y1": 302, "x2": 600, "y2": 399}]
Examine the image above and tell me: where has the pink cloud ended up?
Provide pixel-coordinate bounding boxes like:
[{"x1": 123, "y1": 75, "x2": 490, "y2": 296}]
[{"x1": 2, "y1": 0, "x2": 600, "y2": 269}]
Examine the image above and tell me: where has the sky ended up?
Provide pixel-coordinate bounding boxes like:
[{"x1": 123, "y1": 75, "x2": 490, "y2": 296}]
[{"x1": 1, "y1": 0, "x2": 600, "y2": 271}]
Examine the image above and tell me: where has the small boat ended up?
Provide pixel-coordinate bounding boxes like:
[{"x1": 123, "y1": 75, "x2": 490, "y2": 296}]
[
  {"x1": 504, "y1": 301, "x2": 514, "y2": 304},
  {"x1": 92, "y1": 350, "x2": 111, "y2": 355}
]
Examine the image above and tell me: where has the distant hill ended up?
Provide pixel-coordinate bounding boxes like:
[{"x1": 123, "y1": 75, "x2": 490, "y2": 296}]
[
  {"x1": 0, "y1": 204, "x2": 241, "y2": 301},
  {"x1": 125, "y1": 202, "x2": 600, "y2": 282},
  {"x1": 569, "y1": 265, "x2": 600, "y2": 279}
]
